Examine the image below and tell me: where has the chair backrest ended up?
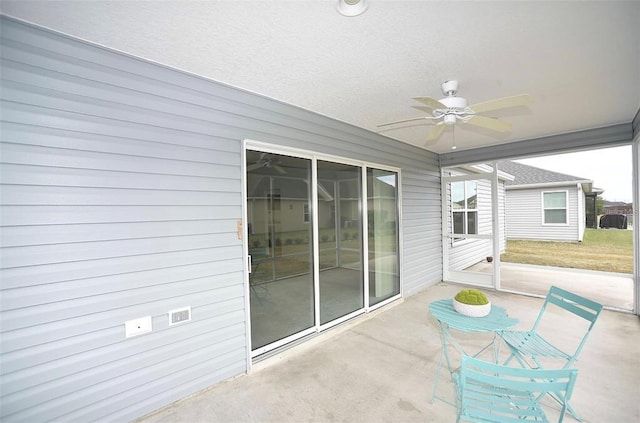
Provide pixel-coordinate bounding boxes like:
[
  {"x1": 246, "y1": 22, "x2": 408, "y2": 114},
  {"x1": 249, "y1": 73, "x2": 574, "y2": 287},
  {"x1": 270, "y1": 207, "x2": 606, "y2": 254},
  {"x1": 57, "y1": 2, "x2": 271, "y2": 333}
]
[
  {"x1": 457, "y1": 356, "x2": 578, "y2": 423},
  {"x1": 531, "y1": 286, "x2": 603, "y2": 362}
]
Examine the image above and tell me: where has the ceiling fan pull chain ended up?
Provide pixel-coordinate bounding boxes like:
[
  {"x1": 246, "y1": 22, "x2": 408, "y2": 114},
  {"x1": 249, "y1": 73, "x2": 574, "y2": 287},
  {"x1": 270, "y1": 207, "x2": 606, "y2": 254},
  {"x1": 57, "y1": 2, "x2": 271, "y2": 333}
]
[{"x1": 452, "y1": 125, "x2": 457, "y2": 150}]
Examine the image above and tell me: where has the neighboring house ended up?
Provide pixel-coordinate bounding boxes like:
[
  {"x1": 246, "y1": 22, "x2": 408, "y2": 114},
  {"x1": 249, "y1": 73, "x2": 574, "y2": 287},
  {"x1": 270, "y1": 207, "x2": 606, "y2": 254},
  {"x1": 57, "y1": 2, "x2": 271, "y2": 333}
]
[
  {"x1": 497, "y1": 161, "x2": 603, "y2": 242},
  {"x1": 604, "y1": 201, "x2": 633, "y2": 215},
  {"x1": 602, "y1": 201, "x2": 633, "y2": 229}
]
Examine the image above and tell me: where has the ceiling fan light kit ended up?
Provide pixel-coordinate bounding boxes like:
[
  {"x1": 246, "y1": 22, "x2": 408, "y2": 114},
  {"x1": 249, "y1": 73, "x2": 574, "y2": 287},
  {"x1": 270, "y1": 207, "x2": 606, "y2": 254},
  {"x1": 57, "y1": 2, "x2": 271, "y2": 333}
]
[
  {"x1": 335, "y1": 0, "x2": 368, "y2": 17},
  {"x1": 378, "y1": 80, "x2": 532, "y2": 147},
  {"x1": 444, "y1": 114, "x2": 457, "y2": 125}
]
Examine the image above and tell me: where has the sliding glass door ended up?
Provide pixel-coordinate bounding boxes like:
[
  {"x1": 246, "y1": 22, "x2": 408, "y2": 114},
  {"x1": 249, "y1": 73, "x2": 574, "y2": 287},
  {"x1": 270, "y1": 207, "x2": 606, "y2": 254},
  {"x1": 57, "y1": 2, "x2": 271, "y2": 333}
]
[
  {"x1": 367, "y1": 168, "x2": 400, "y2": 306},
  {"x1": 317, "y1": 161, "x2": 363, "y2": 325},
  {"x1": 246, "y1": 151, "x2": 314, "y2": 350}
]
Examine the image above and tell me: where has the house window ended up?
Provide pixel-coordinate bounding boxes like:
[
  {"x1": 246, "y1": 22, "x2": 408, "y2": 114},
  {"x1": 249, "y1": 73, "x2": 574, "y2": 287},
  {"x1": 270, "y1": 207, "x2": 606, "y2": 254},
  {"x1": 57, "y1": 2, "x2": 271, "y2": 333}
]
[
  {"x1": 303, "y1": 204, "x2": 310, "y2": 223},
  {"x1": 543, "y1": 191, "x2": 567, "y2": 224},
  {"x1": 452, "y1": 181, "x2": 478, "y2": 239}
]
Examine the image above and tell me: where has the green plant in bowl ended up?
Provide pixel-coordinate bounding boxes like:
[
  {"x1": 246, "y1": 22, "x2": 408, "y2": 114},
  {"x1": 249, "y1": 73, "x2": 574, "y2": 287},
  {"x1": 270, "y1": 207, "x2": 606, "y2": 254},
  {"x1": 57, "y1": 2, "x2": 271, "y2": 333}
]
[
  {"x1": 453, "y1": 289, "x2": 491, "y2": 317},
  {"x1": 455, "y1": 289, "x2": 489, "y2": 305}
]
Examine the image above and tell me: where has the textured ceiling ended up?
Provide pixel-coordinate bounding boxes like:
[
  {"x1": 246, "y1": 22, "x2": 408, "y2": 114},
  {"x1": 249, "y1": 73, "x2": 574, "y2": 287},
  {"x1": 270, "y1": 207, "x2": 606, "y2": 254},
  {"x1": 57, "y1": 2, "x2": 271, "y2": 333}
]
[{"x1": 2, "y1": 0, "x2": 639, "y2": 153}]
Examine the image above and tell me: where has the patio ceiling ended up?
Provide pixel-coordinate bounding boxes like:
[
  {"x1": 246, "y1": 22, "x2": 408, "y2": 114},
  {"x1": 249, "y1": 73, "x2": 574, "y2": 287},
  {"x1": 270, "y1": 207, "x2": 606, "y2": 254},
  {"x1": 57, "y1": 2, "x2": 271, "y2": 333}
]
[{"x1": 1, "y1": 1, "x2": 639, "y2": 154}]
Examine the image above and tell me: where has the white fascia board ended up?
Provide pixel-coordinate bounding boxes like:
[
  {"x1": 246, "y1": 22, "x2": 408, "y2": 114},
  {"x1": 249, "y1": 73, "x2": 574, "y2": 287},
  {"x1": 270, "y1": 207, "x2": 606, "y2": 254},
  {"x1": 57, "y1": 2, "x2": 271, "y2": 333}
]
[
  {"x1": 455, "y1": 164, "x2": 515, "y2": 181},
  {"x1": 506, "y1": 180, "x2": 592, "y2": 190}
]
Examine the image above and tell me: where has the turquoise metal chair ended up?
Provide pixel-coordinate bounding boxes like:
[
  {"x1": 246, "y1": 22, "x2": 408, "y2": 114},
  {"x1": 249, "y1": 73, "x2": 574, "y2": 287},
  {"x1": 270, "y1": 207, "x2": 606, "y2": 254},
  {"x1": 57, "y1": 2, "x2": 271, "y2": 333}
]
[
  {"x1": 456, "y1": 356, "x2": 578, "y2": 423},
  {"x1": 500, "y1": 286, "x2": 603, "y2": 421}
]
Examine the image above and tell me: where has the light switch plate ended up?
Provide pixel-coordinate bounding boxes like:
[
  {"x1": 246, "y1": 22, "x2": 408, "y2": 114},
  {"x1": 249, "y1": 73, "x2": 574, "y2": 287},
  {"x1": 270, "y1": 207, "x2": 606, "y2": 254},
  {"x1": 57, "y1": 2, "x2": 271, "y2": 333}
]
[{"x1": 125, "y1": 316, "x2": 152, "y2": 338}]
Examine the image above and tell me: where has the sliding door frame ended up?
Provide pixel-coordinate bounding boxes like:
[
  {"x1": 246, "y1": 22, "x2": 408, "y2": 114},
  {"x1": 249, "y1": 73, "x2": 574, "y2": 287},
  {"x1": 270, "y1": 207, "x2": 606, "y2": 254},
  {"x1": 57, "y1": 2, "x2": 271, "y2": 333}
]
[{"x1": 243, "y1": 140, "x2": 402, "y2": 363}]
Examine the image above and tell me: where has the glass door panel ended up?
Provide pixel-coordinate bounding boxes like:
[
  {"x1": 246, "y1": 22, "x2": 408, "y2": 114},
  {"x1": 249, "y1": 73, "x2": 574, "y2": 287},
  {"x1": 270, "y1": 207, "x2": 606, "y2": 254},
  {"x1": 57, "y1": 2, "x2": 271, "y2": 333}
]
[
  {"x1": 368, "y1": 168, "x2": 400, "y2": 306},
  {"x1": 246, "y1": 150, "x2": 314, "y2": 350},
  {"x1": 317, "y1": 161, "x2": 364, "y2": 325}
]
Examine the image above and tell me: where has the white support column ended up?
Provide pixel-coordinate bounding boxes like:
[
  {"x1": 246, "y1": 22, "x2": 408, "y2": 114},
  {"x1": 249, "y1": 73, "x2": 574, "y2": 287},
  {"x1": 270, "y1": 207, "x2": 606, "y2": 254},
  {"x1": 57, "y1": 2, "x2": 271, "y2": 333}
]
[
  {"x1": 491, "y1": 163, "x2": 501, "y2": 290},
  {"x1": 441, "y1": 168, "x2": 450, "y2": 282},
  {"x1": 633, "y1": 137, "x2": 639, "y2": 315}
]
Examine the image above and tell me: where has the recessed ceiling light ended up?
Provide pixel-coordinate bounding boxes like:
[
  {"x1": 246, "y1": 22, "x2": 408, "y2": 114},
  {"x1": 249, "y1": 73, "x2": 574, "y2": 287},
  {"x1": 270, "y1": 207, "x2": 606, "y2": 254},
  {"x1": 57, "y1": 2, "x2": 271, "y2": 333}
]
[{"x1": 335, "y1": 0, "x2": 368, "y2": 17}]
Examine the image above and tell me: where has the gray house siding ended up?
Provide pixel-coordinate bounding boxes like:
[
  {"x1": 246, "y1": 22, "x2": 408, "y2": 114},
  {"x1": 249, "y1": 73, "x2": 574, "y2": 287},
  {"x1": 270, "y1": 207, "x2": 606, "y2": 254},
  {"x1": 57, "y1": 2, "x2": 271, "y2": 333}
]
[
  {"x1": 505, "y1": 186, "x2": 582, "y2": 241},
  {"x1": 0, "y1": 17, "x2": 441, "y2": 422},
  {"x1": 401, "y1": 166, "x2": 443, "y2": 296}
]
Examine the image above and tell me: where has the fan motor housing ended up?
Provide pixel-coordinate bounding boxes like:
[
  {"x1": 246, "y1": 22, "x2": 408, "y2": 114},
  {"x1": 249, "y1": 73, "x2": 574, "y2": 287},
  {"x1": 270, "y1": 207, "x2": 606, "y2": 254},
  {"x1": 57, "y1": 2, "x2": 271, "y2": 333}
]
[{"x1": 439, "y1": 96, "x2": 467, "y2": 109}]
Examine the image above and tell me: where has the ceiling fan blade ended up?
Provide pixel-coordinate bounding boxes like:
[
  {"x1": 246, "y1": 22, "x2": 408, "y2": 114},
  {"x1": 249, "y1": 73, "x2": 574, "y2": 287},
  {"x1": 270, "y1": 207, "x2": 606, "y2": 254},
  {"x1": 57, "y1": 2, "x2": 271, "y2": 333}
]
[
  {"x1": 377, "y1": 116, "x2": 435, "y2": 127},
  {"x1": 465, "y1": 115, "x2": 512, "y2": 132},
  {"x1": 468, "y1": 94, "x2": 532, "y2": 114},
  {"x1": 247, "y1": 163, "x2": 263, "y2": 172},
  {"x1": 411, "y1": 105, "x2": 438, "y2": 114},
  {"x1": 273, "y1": 164, "x2": 287, "y2": 174},
  {"x1": 413, "y1": 96, "x2": 447, "y2": 110},
  {"x1": 425, "y1": 123, "x2": 446, "y2": 141}
]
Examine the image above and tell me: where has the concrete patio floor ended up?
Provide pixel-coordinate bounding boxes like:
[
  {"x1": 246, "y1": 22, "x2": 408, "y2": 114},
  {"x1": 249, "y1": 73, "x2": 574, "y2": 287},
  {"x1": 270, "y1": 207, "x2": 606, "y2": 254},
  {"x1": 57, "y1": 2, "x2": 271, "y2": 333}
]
[
  {"x1": 138, "y1": 283, "x2": 640, "y2": 423},
  {"x1": 467, "y1": 262, "x2": 634, "y2": 311}
]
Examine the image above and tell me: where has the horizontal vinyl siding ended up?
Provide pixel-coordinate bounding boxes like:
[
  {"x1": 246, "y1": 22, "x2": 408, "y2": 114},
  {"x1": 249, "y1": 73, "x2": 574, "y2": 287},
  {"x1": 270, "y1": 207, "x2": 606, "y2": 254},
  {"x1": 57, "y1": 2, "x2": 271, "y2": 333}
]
[
  {"x1": 505, "y1": 186, "x2": 580, "y2": 241},
  {"x1": 401, "y1": 159, "x2": 443, "y2": 296},
  {"x1": 0, "y1": 17, "x2": 441, "y2": 422}
]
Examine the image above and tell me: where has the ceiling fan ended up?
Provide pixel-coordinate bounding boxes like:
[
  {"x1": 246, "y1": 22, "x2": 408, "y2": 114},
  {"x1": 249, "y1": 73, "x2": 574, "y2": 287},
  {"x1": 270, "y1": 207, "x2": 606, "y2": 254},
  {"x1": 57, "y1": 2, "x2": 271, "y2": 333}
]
[
  {"x1": 378, "y1": 80, "x2": 532, "y2": 145},
  {"x1": 247, "y1": 152, "x2": 286, "y2": 174}
]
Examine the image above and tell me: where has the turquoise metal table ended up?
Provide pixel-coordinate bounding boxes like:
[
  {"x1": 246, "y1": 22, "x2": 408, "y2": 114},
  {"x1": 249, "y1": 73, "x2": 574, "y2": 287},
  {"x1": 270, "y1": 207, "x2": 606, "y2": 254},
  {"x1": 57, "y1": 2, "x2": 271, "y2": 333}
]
[{"x1": 428, "y1": 299, "x2": 519, "y2": 406}]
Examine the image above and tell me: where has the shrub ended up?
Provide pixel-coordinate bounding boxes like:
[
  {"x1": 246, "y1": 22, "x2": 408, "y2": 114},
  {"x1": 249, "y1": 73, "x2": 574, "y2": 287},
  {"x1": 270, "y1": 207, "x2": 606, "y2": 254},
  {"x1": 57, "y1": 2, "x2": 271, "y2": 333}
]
[{"x1": 455, "y1": 289, "x2": 489, "y2": 305}]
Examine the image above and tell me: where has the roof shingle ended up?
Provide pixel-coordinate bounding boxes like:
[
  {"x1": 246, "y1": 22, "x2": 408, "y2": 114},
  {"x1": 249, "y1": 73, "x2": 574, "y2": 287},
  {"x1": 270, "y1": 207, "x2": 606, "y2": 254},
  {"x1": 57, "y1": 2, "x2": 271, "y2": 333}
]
[{"x1": 498, "y1": 161, "x2": 590, "y2": 186}]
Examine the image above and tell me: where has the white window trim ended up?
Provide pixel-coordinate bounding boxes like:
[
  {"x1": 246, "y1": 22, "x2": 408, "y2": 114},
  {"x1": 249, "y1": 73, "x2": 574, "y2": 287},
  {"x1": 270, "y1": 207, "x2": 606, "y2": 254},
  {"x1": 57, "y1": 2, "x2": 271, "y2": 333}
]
[
  {"x1": 541, "y1": 190, "x2": 570, "y2": 226},
  {"x1": 303, "y1": 203, "x2": 310, "y2": 223},
  {"x1": 452, "y1": 180, "x2": 479, "y2": 242}
]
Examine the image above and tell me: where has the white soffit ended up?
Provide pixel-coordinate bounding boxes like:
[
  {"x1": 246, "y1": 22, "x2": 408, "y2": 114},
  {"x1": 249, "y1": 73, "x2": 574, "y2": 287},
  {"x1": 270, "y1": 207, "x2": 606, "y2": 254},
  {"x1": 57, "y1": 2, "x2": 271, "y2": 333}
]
[{"x1": 1, "y1": 0, "x2": 639, "y2": 154}]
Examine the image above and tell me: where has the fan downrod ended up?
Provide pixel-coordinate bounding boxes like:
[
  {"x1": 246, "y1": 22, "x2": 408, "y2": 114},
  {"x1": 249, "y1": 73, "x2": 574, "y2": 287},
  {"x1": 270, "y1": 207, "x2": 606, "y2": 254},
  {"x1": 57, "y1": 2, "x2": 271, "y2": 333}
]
[{"x1": 441, "y1": 80, "x2": 459, "y2": 96}]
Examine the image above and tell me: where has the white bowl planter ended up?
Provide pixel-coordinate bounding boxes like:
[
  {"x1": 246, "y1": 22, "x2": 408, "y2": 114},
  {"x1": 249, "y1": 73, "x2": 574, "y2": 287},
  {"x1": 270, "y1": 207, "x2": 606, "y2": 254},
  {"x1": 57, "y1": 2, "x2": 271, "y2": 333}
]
[{"x1": 453, "y1": 298, "x2": 491, "y2": 317}]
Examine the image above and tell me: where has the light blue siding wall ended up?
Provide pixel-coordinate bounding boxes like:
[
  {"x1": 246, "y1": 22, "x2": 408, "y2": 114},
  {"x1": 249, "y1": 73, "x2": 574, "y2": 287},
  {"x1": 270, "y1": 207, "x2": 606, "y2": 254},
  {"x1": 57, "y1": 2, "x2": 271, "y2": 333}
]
[
  {"x1": 0, "y1": 17, "x2": 441, "y2": 421},
  {"x1": 505, "y1": 186, "x2": 581, "y2": 241},
  {"x1": 402, "y1": 168, "x2": 442, "y2": 296}
]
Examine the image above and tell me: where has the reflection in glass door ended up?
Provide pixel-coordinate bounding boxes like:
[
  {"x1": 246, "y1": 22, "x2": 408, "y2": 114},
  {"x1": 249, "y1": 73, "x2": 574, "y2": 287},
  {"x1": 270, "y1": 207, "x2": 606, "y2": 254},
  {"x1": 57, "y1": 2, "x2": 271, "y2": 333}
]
[
  {"x1": 317, "y1": 161, "x2": 363, "y2": 325},
  {"x1": 247, "y1": 148, "x2": 402, "y2": 353},
  {"x1": 367, "y1": 168, "x2": 400, "y2": 306},
  {"x1": 246, "y1": 151, "x2": 314, "y2": 350}
]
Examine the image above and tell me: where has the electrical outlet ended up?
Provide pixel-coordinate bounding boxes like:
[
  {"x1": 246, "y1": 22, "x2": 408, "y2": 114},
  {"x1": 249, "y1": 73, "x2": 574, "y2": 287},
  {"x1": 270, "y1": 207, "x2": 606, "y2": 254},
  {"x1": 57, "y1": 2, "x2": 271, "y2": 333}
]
[{"x1": 125, "y1": 316, "x2": 152, "y2": 338}]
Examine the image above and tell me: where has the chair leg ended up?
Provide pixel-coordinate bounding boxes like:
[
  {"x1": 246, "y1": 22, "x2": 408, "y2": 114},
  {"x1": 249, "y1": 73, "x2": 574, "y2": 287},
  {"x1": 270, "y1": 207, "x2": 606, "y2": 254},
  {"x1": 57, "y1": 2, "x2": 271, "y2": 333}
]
[
  {"x1": 502, "y1": 352, "x2": 516, "y2": 366},
  {"x1": 502, "y1": 349, "x2": 530, "y2": 369},
  {"x1": 547, "y1": 391, "x2": 582, "y2": 422},
  {"x1": 566, "y1": 401, "x2": 582, "y2": 422},
  {"x1": 250, "y1": 283, "x2": 263, "y2": 305}
]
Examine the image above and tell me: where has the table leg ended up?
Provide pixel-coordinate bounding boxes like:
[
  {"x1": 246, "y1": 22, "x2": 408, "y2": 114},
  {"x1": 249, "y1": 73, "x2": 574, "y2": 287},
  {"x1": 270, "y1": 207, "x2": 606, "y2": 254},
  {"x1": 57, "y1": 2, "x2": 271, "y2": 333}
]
[{"x1": 431, "y1": 322, "x2": 457, "y2": 407}]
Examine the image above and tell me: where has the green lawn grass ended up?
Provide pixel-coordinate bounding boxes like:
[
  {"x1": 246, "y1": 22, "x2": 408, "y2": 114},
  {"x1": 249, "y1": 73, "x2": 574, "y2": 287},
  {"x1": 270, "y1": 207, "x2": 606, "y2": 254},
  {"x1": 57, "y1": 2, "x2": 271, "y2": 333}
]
[{"x1": 501, "y1": 228, "x2": 633, "y2": 274}]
